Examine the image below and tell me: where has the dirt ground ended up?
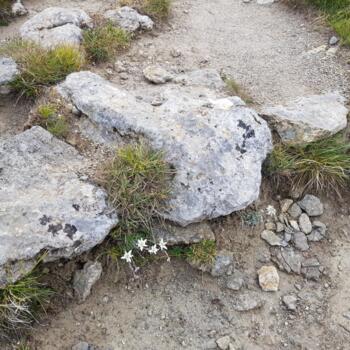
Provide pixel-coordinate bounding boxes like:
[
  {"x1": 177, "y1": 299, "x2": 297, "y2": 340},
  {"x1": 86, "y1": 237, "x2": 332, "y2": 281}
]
[{"x1": 1, "y1": 0, "x2": 350, "y2": 349}]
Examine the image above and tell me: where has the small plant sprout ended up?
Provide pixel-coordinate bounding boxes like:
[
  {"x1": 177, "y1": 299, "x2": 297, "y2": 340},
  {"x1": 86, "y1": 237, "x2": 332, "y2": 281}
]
[
  {"x1": 266, "y1": 205, "x2": 277, "y2": 217},
  {"x1": 136, "y1": 238, "x2": 148, "y2": 251},
  {"x1": 121, "y1": 250, "x2": 133, "y2": 263}
]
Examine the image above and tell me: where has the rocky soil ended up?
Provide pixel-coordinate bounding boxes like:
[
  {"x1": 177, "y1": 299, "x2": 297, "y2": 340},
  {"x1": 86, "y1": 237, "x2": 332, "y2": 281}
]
[{"x1": 1, "y1": 0, "x2": 350, "y2": 350}]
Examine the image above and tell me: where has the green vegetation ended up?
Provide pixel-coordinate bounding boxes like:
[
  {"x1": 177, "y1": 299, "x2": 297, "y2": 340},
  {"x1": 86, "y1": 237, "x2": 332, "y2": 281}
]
[
  {"x1": 36, "y1": 103, "x2": 69, "y2": 138},
  {"x1": 83, "y1": 22, "x2": 130, "y2": 63},
  {"x1": 239, "y1": 210, "x2": 263, "y2": 227},
  {"x1": 0, "y1": 0, "x2": 12, "y2": 26},
  {"x1": 0, "y1": 40, "x2": 85, "y2": 97},
  {"x1": 187, "y1": 240, "x2": 217, "y2": 265},
  {"x1": 224, "y1": 77, "x2": 254, "y2": 104},
  {"x1": 119, "y1": 0, "x2": 171, "y2": 19},
  {"x1": 0, "y1": 270, "x2": 52, "y2": 337},
  {"x1": 266, "y1": 134, "x2": 350, "y2": 195},
  {"x1": 287, "y1": 0, "x2": 350, "y2": 45},
  {"x1": 101, "y1": 143, "x2": 173, "y2": 238}
]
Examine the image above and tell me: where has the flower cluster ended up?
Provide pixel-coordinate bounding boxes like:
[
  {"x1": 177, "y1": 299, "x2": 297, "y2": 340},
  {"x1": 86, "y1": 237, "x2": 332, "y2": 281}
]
[{"x1": 121, "y1": 238, "x2": 169, "y2": 269}]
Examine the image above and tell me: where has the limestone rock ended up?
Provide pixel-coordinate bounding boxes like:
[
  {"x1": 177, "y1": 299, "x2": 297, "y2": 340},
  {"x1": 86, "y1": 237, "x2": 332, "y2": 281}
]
[
  {"x1": 174, "y1": 69, "x2": 226, "y2": 90},
  {"x1": 216, "y1": 336, "x2": 231, "y2": 350},
  {"x1": 261, "y1": 230, "x2": 286, "y2": 247},
  {"x1": 226, "y1": 271, "x2": 245, "y2": 291},
  {"x1": 272, "y1": 247, "x2": 303, "y2": 274},
  {"x1": 153, "y1": 222, "x2": 215, "y2": 246},
  {"x1": 288, "y1": 203, "x2": 302, "y2": 219},
  {"x1": 0, "y1": 57, "x2": 18, "y2": 94},
  {"x1": 143, "y1": 65, "x2": 173, "y2": 84},
  {"x1": 292, "y1": 231, "x2": 309, "y2": 251},
  {"x1": 73, "y1": 261, "x2": 103, "y2": 302},
  {"x1": 20, "y1": 7, "x2": 92, "y2": 48},
  {"x1": 58, "y1": 71, "x2": 272, "y2": 226},
  {"x1": 307, "y1": 221, "x2": 327, "y2": 242},
  {"x1": 262, "y1": 93, "x2": 348, "y2": 144},
  {"x1": 282, "y1": 294, "x2": 297, "y2": 311},
  {"x1": 298, "y1": 194, "x2": 324, "y2": 216},
  {"x1": 104, "y1": 6, "x2": 154, "y2": 32},
  {"x1": 280, "y1": 198, "x2": 293, "y2": 213},
  {"x1": 258, "y1": 265, "x2": 279, "y2": 292},
  {"x1": 0, "y1": 127, "x2": 118, "y2": 287},
  {"x1": 211, "y1": 250, "x2": 234, "y2": 277},
  {"x1": 298, "y1": 213, "x2": 312, "y2": 234},
  {"x1": 12, "y1": 0, "x2": 28, "y2": 16}
]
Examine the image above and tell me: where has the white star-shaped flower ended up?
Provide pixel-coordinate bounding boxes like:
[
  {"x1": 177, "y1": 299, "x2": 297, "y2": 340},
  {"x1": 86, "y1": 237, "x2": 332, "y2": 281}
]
[
  {"x1": 121, "y1": 250, "x2": 133, "y2": 263},
  {"x1": 266, "y1": 205, "x2": 276, "y2": 217},
  {"x1": 158, "y1": 238, "x2": 167, "y2": 251},
  {"x1": 136, "y1": 238, "x2": 148, "y2": 251},
  {"x1": 148, "y1": 244, "x2": 159, "y2": 255}
]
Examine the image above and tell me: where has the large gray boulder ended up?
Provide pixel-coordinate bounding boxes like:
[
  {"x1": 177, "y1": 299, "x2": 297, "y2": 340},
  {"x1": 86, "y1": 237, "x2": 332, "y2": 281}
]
[
  {"x1": 0, "y1": 127, "x2": 118, "y2": 287},
  {"x1": 58, "y1": 71, "x2": 272, "y2": 226},
  {"x1": 0, "y1": 57, "x2": 18, "y2": 94},
  {"x1": 20, "y1": 7, "x2": 92, "y2": 48},
  {"x1": 104, "y1": 6, "x2": 154, "y2": 32},
  {"x1": 262, "y1": 92, "x2": 348, "y2": 144}
]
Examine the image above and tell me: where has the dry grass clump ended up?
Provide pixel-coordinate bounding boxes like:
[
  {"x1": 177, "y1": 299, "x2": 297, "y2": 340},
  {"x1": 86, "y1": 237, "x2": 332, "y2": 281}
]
[
  {"x1": 0, "y1": 271, "x2": 52, "y2": 339},
  {"x1": 188, "y1": 240, "x2": 217, "y2": 265},
  {"x1": 224, "y1": 77, "x2": 254, "y2": 104},
  {"x1": 0, "y1": 40, "x2": 85, "y2": 98},
  {"x1": 82, "y1": 22, "x2": 130, "y2": 63},
  {"x1": 100, "y1": 142, "x2": 173, "y2": 237},
  {"x1": 119, "y1": 0, "x2": 171, "y2": 19},
  {"x1": 265, "y1": 134, "x2": 350, "y2": 195}
]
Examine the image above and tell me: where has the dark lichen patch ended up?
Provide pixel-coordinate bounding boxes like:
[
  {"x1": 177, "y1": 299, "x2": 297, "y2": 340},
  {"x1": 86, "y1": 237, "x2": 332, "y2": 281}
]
[
  {"x1": 63, "y1": 224, "x2": 77, "y2": 239},
  {"x1": 72, "y1": 204, "x2": 80, "y2": 211},
  {"x1": 39, "y1": 215, "x2": 52, "y2": 225},
  {"x1": 48, "y1": 223, "x2": 63, "y2": 236}
]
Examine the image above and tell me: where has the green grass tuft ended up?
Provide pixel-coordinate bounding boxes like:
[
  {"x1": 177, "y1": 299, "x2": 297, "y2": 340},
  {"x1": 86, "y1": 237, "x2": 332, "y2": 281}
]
[
  {"x1": 0, "y1": 40, "x2": 85, "y2": 98},
  {"x1": 265, "y1": 134, "x2": 350, "y2": 195},
  {"x1": 188, "y1": 240, "x2": 217, "y2": 265},
  {"x1": 144, "y1": 0, "x2": 171, "y2": 19},
  {"x1": 83, "y1": 22, "x2": 130, "y2": 63},
  {"x1": 101, "y1": 142, "x2": 173, "y2": 237},
  {"x1": 0, "y1": 271, "x2": 53, "y2": 337},
  {"x1": 36, "y1": 103, "x2": 69, "y2": 138},
  {"x1": 224, "y1": 77, "x2": 254, "y2": 104}
]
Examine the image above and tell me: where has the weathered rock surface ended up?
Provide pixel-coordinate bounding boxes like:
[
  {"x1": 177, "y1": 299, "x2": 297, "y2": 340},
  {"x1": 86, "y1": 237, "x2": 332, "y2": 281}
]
[
  {"x1": 153, "y1": 222, "x2": 215, "y2": 246},
  {"x1": 262, "y1": 93, "x2": 348, "y2": 144},
  {"x1": 58, "y1": 71, "x2": 272, "y2": 226},
  {"x1": 174, "y1": 69, "x2": 226, "y2": 90},
  {"x1": 0, "y1": 127, "x2": 117, "y2": 287},
  {"x1": 232, "y1": 292, "x2": 265, "y2": 311},
  {"x1": 282, "y1": 294, "x2": 297, "y2": 311},
  {"x1": 308, "y1": 221, "x2": 327, "y2": 242},
  {"x1": 257, "y1": 265, "x2": 279, "y2": 292},
  {"x1": 20, "y1": 7, "x2": 92, "y2": 48},
  {"x1": 292, "y1": 231, "x2": 309, "y2": 251},
  {"x1": 298, "y1": 194, "x2": 324, "y2": 217},
  {"x1": 211, "y1": 250, "x2": 234, "y2": 277},
  {"x1": 143, "y1": 65, "x2": 173, "y2": 84},
  {"x1": 272, "y1": 247, "x2": 303, "y2": 274},
  {"x1": 73, "y1": 261, "x2": 103, "y2": 303},
  {"x1": 261, "y1": 230, "x2": 286, "y2": 247},
  {"x1": 12, "y1": 0, "x2": 28, "y2": 16},
  {"x1": 0, "y1": 57, "x2": 18, "y2": 94},
  {"x1": 104, "y1": 6, "x2": 154, "y2": 32},
  {"x1": 298, "y1": 213, "x2": 312, "y2": 234}
]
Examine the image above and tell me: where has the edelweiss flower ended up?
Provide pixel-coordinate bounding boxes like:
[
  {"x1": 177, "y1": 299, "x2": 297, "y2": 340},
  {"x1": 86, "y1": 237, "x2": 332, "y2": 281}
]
[
  {"x1": 158, "y1": 238, "x2": 167, "y2": 251},
  {"x1": 148, "y1": 244, "x2": 159, "y2": 255},
  {"x1": 121, "y1": 250, "x2": 133, "y2": 263},
  {"x1": 136, "y1": 238, "x2": 148, "y2": 251},
  {"x1": 266, "y1": 205, "x2": 277, "y2": 217}
]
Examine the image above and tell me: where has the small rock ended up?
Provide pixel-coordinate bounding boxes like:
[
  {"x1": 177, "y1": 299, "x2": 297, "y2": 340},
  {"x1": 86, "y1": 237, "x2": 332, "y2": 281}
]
[
  {"x1": 261, "y1": 230, "x2": 286, "y2": 246},
  {"x1": 276, "y1": 222, "x2": 285, "y2": 233},
  {"x1": 216, "y1": 336, "x2": 231, "y2": 350},
  {"x1": 170, "y1": 49, "x2": 182, "y2": 58},
  {"x1": 292, "y1": 231, "x2": 309, "y2": 251},
  {"x1": 280, "y1": 199, "x2": 293, "y2": 213},
  {"x1": 226, "y1": 272, "x2": 244, "y2": 291},
  {"x1": 211, "y1": 250, "x2": 234, "y2": 277},
  {"x1": 288, "y1": 203, "x2": 302, "y2": 219},
  {"x1": 265, "y1": 222, "x2": 276, "y2": 231},
  {"x1": 302, "y1": 257, "x2": 320, "y2": 268},
  {"x1": 12, "y1": 0, "x2": 28, "y2": 16},
  {"x1": 258, "y1": 265, "x2": 279, "y2": 292},
  {"x1": 72, "y1": 342, "x2": 90, "y2": 350},
  {"x1": 143, "y1": 65, "x2": 173, "y2": 84},
  {"x1": 298, "y1": 195, "x2": 324, "y2": 216},
  {"x1": 232, "y1": 292, "x2": 265, "y2": 311},
  {"x1": 73, "y1": 261, "x2": 103, "y2": 303},
  {"x1": 301, "y1": 257, "x2": 321, "y2": 280},
  {"x1": 0, "y1": 57, "x2": 18, "y2": 95},
  {"x1": 298, "y1": 213, "x2": 312, "y2": 234},
  {"x1": 289, "y1": 220, "x2": 300, "y2": 232},
  {"x1": 271, "y1": 247, "x2": 303, "y2": 274},
  {"x1": 329, "y1": 36, "x2": 339, "y2": 46},
  {"x1": 282, "y1": 294, "x2": 297, "y2": 311},
  {"x1": 257, "y1": 0, "x2": 275, "y2": 4},
  {"x1": 307, "y1": 221, "x2": 327, "y2": 241}
]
